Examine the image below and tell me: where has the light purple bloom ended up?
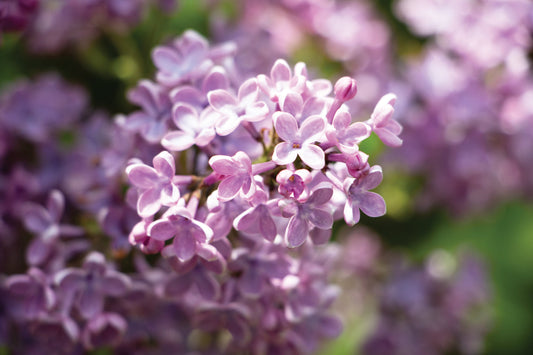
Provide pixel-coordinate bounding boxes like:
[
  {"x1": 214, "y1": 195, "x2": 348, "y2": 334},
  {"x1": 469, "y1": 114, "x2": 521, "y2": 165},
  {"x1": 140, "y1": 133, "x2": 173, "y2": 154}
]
[
  {"x1": 148, "y1": 206, "x2": 214, "y2": 262},
  {"x1": 54, "y1": 252, "x2": 131, "y2": 319},
  {"x1": 367, "y1": 93, "x2": 402, "y2": 147},
  {"x1": 281, "y1": 183, "x2": 334, "y2": 248},
  {"x1": 208, "y1": 78, "x2": 269, "y2": 136},
  {"x1": 343, "y1": 165, "x2": 386, "y2": 225},
  {"x1": 272, "y1": 112, "x2": 326, "y2": 169},
  {"x1": 152, "y1": 30, "x2": 214, "y2": 86},
  {"x1": 124, "y1": 80, "x2": 172, "y2": 143},
  {"x1": 21, "y1": 190, "x2": 84, "y2": 265},
  {"x1": 209, "y1": 151, "x2": 257, "y2": 201},
  {"x1": 161, "y1": 103, "x2": 217, "y2": 151},
  {"x1": 326, "y1": 110, "x2": 371, "y2": 154},
  {"x1": 257, "y1": 59, "x2": 307, "y2": 111},
  {"x1": 276, "y1": 169, "x2": 312, "y2": 200},
  {"x1": 82, "y1": 312, "x2": 127, "y2": 350},
  {"x1": 125, "y1": 151, "x2": 181, "y2": 218}
]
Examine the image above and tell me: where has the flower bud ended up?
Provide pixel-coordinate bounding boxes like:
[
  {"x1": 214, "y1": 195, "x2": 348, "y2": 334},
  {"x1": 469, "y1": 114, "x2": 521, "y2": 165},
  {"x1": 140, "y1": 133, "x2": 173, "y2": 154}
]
[{"x1": 334, "y1": 77, "x2": 358, "y2": 101}]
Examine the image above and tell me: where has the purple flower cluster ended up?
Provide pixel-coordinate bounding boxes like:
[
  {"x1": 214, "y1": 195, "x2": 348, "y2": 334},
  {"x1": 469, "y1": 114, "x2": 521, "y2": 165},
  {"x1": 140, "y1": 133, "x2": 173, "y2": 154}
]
[
  {"x1": 1, "y1": 0, "x2": 177, "y2": 53},
  {"x1": 0, "y1": 29, "x2": 402, "y2": 353},
  {"x1": 362, "y1": 252, "x2": 491, "y2": 355},
  {"x1": 388, "y1": 0, "x2": 533, "y2": 214}
]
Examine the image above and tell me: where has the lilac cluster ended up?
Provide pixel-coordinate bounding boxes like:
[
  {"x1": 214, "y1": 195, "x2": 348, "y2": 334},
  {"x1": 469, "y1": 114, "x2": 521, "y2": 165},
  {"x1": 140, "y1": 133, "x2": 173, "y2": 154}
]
[
  {"x1": 388, "y1": 0, "x2": 533, "y2": 214},
  {"x1": 0, "y1": 29, "x2": 402, "y2": 353},
  {"x1": 1, "y1": 0, "x2": 177, "y2": 53},
  {"x1": 362, "y1": 251, "x2": 491, "y2": 355}
]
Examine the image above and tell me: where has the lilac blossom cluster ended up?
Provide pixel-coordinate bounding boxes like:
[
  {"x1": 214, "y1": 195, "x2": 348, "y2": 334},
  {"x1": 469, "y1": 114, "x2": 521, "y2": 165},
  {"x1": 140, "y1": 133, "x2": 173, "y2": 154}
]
[
  {"x1": 362, "y1": 251, "x2": 491, "y2": 355},
  {"x1": 0, "y1": 0, "x2": 177, "y2": 52},
  {"x1": 388, "y1": 0, "x2": 533, "y2": 214},
  {"x1": 0, "y1": 29, "x2": 403, "y2": 353}
]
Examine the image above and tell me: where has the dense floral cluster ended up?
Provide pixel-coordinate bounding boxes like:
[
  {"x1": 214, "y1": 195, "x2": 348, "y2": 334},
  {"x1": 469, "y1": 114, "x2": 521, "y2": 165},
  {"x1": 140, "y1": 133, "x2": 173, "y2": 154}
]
[{"x1": 0, "y1": 30, "x2": 401, "y2": 353}]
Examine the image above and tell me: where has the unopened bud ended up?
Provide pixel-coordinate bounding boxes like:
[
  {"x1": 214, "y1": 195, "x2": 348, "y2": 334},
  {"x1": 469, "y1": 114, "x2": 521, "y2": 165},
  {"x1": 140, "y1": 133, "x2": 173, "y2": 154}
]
[{"x1": 334, "y1": 76, "x2": 357, "y2": 101}]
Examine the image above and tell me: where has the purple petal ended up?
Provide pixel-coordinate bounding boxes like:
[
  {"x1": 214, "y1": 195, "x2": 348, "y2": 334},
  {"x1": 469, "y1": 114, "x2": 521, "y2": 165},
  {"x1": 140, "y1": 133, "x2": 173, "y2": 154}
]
[
  {"x1": 148, "y1": 219, "x2": 176, "y2": 241},
  {"x1": 360, "y1": 166, "x2": 383, "y2": 190},
  {"x1": 215, "y1": 113, "x2": 241, "y2": 136},
  {"x1": 237, "y1": 78, "x2": 259, "y2": 107},
  {"x1": 26, "y1": 238, "x2": 52, "y2": 265},
  {"x1": 160, "y1": 184, "x2": 180, "y2": 206},
  {"x1": 194, "y1": 272, "x2": 220, "y2": 300},
  {"x1": 233, "y1": 207, "x2": 257, "y2": 231},
  {"x1": 78, "y1": 287, "x2": 103, "y2": 319},
  {"x1": 271, "y1": 59, "x2": 292, "y2": 83},
  {"x1": 240, "y1": 268, "x2": 263, "y2": 297},
  {"x1": 23, "y1": 205, "x2": 51, "y2": 234},
  {"x1": 137, "y1": 188, "x2": 162, "y2": 218},
  {"x1": 242, "y1": 102, "x2": 269, "y2": 122},
  {"x1": 165, "y1": 275, "x2": 192, "y2": 297},
  {"x1": 300, "y1": 115, "x2": 326, "y2": 143},
  {"x1": 273, "y1": 112, "x2": 298, "y2": 142},
  {"x1": 126, "y1": 164, "x2": 159, "y2": 189},
  {"x1": 172, "y1": 104, "x2": 199, "y2": 133},
  {"x1": 152, "y1": 151, "x2": 175, "y2": 178},
  {"x1": 307, "y1": 184, "x2": 333, "y2": 205},
  {"x1": 376, "y1": 127, "x2": 403, "y2": 147},
  {"x1": 285, "y1": 214, "x2": 309, "y2": 248},
  {"x1": 203, "y1": 67, "x2": 229, "y2": 92},
  {"x1": 360, "y1": 191, "x2": 386, "y2": 217},
  {"x1": 208, "y1": 89, "x2": 237, "y2": 111},
  {"x1": 218, "y1": 175, "x2": 244, "y2": 201},
  {"x1": 273, "y1": 142, "x2": 298, "y2": 165},
  {"x1": 280, "y1": 92, "x2": 303, "y2": 116},
  {"x1": 332, "y1": 110, "x2": 351, "y2": 130},
  {"x1": 308, "y1": 208, "x2": 333, "y2": 229},
  {"x1": 152, "y1": 47, "x2": 180, "y2": 73},
  {"x1": 299, "y1": 144, "x2": 325, "y2": 170},
  {"x1": 258, "y1": 206, "x2": 277, "y2": 242},
  {"x1": 344, "y1": 201, "x2": 360, "y2": 226},
  {"x1": 191, "y1": 219, "x2": 214, "y2": 243},
  {"x1": 101, "y1": 272, "x2": 130, "y2": 296},
  {"x1": 173, "y1": 234, "x2": 197, "y2": 262},
  {"x1": 47, "y1": 190, "x2": 64, "y2": 222},
  {"x1": 209, "y1": 155, "x2": 237, "y2": 175},
  {"x1": 162, "y1": 130, "x2": 195, "y2": 151}
]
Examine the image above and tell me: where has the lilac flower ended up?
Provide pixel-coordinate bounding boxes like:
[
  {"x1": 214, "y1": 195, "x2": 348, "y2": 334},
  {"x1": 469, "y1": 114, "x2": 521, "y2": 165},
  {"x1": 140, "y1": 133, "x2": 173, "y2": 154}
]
[
  {"x1": 123, "y1": 80, "x2": 172, "y2": 143},
  {"x1": 82, "y1": 313, "x2": 127, "y2": 350},
  {"x1": 326, "y1": 110, "x2": 371, "y2": 154},
  {"x1": 208, "y1": 151, "x2": 257, "y2": 201},
  {"x1": 208, "y1": 78, "x2": 269, "y2": 136},
  {"x1": 0, "y1": 74, "x2": 87, "y2": 142},
  {"x1": 148, "y1": 205, "x2": 214, "y2": 262},
  {"x1": 152, "y1": 30, "x2": 215, "y2": 86},
  {"x1": 276, "y1": 169, "x2": 312, "y2": 200},
  {"x1": 367, "y1": 93, "x2": 402, "y2": 147},
  {"x1": 125, "y1": 151, "x2": 182, "y2": 217},
  {"x1": 233, "y1": 187, "x2": 279, "y2": 242},
  {"x1": 128, "y1": 217, "x2": 165, "y2": 254},
  {"x1": 54, "y1": 252, "x2": 131, "y2": 319},
  {"x1": 272, "y1": 112, "x2": 326, "y2": 169},
  {"x1": 21, "y1": 190, "x2": 84, "y2": 265},
  {"x1": 257, "y1": 59, "x2": 306, "y2": 111},
  {"x1": 5, "y1": 267, "x2": 55, "y2": 320},
  {"x1": 280, "y1": 183, "x2": 334, "y2": 248},
  {"x1": 161, "y1": 103, "x2": 217, "y2": 151},
  {"x1": 343, "y1": 165, "x2": 386, "y2": 225}
]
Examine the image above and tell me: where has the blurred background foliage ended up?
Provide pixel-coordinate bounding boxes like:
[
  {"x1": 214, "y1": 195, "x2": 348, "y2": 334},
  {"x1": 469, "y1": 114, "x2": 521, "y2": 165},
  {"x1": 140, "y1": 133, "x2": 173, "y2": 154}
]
[{"x1": 1, "y1": 1, "x2": 533, "y2": 354}]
